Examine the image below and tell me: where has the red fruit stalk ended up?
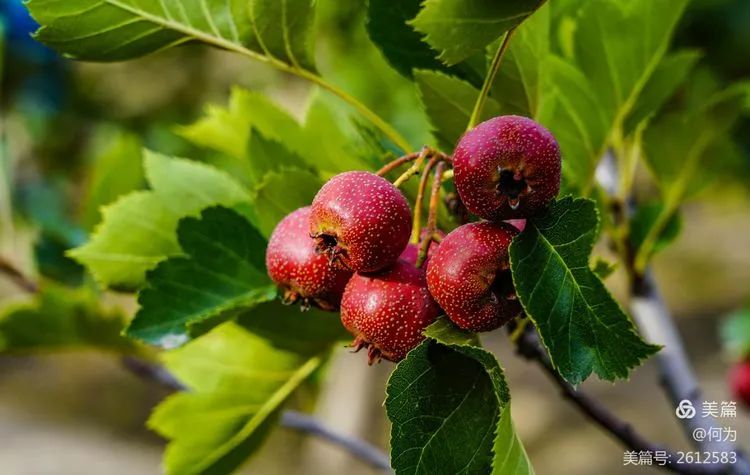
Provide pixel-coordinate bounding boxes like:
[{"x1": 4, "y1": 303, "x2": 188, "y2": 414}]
[
  {"x1": 310, "y1": 171, "x2": 412, "y2": 273},
  {"x1": 453, "y1": 115, "x2": 561, "y2": 220},
  {"x1": 265, "y1": 207, "x2": 352, "y2": 311},
  {"x1": 730, "y1": 361, "x2": 750, "y2": 407},
  {"x1": 341, "y1": 261, "x2": 441, "y2": 363},
  {"x1": 427, "y1": 221, "x2": 521, "y2": 332}
]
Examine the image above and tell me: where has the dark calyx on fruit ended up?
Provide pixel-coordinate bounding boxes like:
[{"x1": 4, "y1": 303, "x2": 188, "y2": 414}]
[
  {"x1": 265, "y1": 207, "x2": 352, "y2": 311},
  {"x1": 453, "y1": 115, "x2": 561, "y2": 220}
]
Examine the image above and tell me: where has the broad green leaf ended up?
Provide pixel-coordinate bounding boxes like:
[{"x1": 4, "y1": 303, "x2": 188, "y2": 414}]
[
  {"x1": 0, "y1": 285, "x2": 132, "y2": 352},
  {"x1": 628, "y1": 202, "x2": 682, "y2": 259},
  {"x1": 623, "y1": 50, "x2": 701, "y2": 135},
  {"x1": 411, "y1": 0, "x2": 541, "y2": 65},
  {"x1": 245, "y1": 168, "x2": 323, "y2": 238},
  {"x1": 721, "y1": 308, "x2": 750, "y2": 359},
  {"x1": 490, "y1": 2, "x2": 550, "y2": 117},
  {"x1": 81, "y1": 127, "x2": 144, "y2": 230},
  {"x1": 249, "y1": 0, "x2": 317, "y2": 71},
  {"x1": 536, "y1": 56, "x2": 609, "y2": 189},
  {"x1": 414, "y1": 69, "x2": 501, "y2": 152},
  {"x1": 127, "y1": 207, "x2": 274, "y2": 347},
  {"x1": 68, "y1": 151, "x2": 250, "y2": 289},
  {"x1": 510, "y1": 197, "x2": 659, "y2": 384},
  {"x1": 573, "y1": 0, "x2": 689, "y2": 130},
  {"x1": 178, "y1": 88, "x2": 372, "y2": 177},
  {"x1": 387, "y1": 320, "x2": 533, "y2": 474},
  {"x1": 27, "y1": 0, "x2": 316, "y2": 70},
  {"x1": 366, "y1": 0, "x2": 473, "y2": 81},
  {"x1": 150, "y1": 321, "x2": 331, "y2": 475},
  {"x1": 246, "y1": 131, "x2": 311, "y2": 185},
  {"x1": 28, "y1": 0, "x2": 253, "y2": 61}
]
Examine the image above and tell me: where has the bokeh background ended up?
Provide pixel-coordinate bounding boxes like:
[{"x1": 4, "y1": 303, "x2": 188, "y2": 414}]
[{"x1": 1, "y1": 0, "x2": 749, "y2": 473}]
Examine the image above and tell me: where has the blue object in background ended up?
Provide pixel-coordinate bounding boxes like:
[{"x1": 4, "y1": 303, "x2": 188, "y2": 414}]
[{"x1": 1, "y1": 0, "x2": 56, "y2": 62}]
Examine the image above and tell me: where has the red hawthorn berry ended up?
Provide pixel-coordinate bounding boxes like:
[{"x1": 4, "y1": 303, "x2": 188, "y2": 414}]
[
  {"x1": 453, "y1": 115, "x2": 561, "y2": 220},
  {"x1": 729, "y1": 360, "x2": 750, "y2": 407},
  {"x1": 309, "y1": 171, "x2": 412, "y2": 273},
  {"x1": 426, "y1": 221, "x2": 522, "y2": 332},
  {"x1": 341, "y1": 260, "x2": 441, "y2": 363},
  {"x1": 265, "y1": 207, "x2": 352, "y2": 311}
]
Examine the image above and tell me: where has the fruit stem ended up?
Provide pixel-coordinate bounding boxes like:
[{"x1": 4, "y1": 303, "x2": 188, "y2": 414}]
[
  {"x1": 392, "y1": 147, "x2": 430, "y2": 188},
  {"x1": 467, "y1": 27, "x2": 517, "y2": 130},
  {"x1": 411, "y1": 154, "x2": 443, "y2": 244},
  {"x1": 375, "y1": 151, "x2": 422, "y2": 177},
  {"x1": 416, "y1": 162, "x2": 446, "y2": 268}
]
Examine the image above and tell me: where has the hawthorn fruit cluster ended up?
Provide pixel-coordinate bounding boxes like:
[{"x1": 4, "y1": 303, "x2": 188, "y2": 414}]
[{"x1": 265, "y1": 115, "x2": 561, "y2": 364}]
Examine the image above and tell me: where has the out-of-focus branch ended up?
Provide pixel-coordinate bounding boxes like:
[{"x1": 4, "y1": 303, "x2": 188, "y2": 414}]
[
  {"x1": 596, "y1": 151, "x2": 750, "y2": 474},
  {"x1": 513, "y1": 325, "x2": 722, "y2": 475},
  {"x1": 630, "y1": 275, "x2": 750, "y2": 475},
  {"x1": 0, "y1": 256, "x2": 38, "y2": 293},
  {"x1": 121, "y1": 356, "x2": 392, "y2": 472}
]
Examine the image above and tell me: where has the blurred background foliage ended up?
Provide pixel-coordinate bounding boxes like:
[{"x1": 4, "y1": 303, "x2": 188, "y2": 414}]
[{"x1": 1, "y1": 0, "x2": 749, "y2": 473}]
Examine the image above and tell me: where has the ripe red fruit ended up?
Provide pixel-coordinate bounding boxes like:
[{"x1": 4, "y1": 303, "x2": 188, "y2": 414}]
[
  {"x1": 265, "y1": 207, "x2": 352, "y2": 311},
  {"x1": 729, "y1": 361, "x2": 750, "y2": 407},
  {"x1": 426, "y1": 221, "x2": 521, "y2": 332},
  {"x1": 341, "y1": 261, "x2": 441, "y2": 363},
  {"x1": 310, "y1": 171, "x2": 412, "y2": 273},
  {"x1": 453, "y1": 115, "x2": 561, "y2": 220}
]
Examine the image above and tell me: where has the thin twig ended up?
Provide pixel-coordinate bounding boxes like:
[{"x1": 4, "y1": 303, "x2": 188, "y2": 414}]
[
  {"x1": 376, "y1": 152, "x2": 421, "y2": 177},
  {"x1": 411, "y1": 154, "x2": 442, "y2": 244},
  {"x1": 281, "y1": 411, "x2": 391, "y2": 471},
  {"x1": 513, "y1": 325, "x2": 723, "y2": 475},
  {"x1": 0, "y1": 256, "x2": 38, "y2": 293},
  {"x1": 415, "y1": 162, "x2": 446, "y2": 268},
  {"x1": 393, "y1": 147, "x2": 429, "y2": 188},
  {"x1": 467, "y1": 27, "x2": 517, "y2": 130},
  {"x1": 121, "y1": 356, "x2": 392, "y2": 472}
]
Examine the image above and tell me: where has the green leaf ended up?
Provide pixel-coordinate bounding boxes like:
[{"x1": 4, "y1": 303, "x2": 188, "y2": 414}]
[
  {"x1": 721, "y1": 308, "x2": 750, "y2": 359},
  {"x1": 642, "y1": 85, "x2": 747, "y2": 198},
  {"x1": 415, "y1": 69, "x2": 501, "y2": 151},
  {"x1": 0, "y1": 284, "x2": 132, "y2": 353},
  {"x1": 366, "y1": 0, "x2": 454, "y2": 78},
  {"x1": 411, "y1": 0, "x2": 541, "y2": 65},
  {"x1": 510, "y1": 197, "x2": 659, "y2": 384},
  {"x1": 178, "y1": 88, "x2": 373, "y2": 177},
  {"x1": 629, "y1": 202, "x2": 682, "y2": 259},
  {"x1": 237, "y1": 301, "x2": 350, "y2": 355},
  {"x1": 622, "y1": 50, "x2": 701, "y2": 135},
  {"x1": 80, "y1": 127, "x2": 144, "y2": 231},
  {"x1": 572, "y1": 0, "x2": 689, "y2": 130},
  {"x1": 249, "y1": 0, "x2": 317, "y2": 71},
  {"x1": 245, "y1": 168, "x2": 323, "y2": 238},
  {"x1": 68, "y1": 151, "x2": 250, "y2": 290},
  {"x1": 27, "y1": 0, "x2": 316, "y2": 70},
  {"x1": 127, "y1": 207, "x2": 274, "y2": 347},
  {"x1": 149, "y1": 322, "x2": 329, "y2": 475},
  {"x1": 387, "y1": 322, "x2": 533, "y2": 474},
  {"x1": 591, "y1": 257, "x2": 616, "y2": 280},
  {"x1": 536, "y1": 56, "x2": 609, "y2": 189},
  {"x1": 490, "y1": 2, "x2": 550, "y2": 117}
]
